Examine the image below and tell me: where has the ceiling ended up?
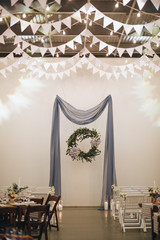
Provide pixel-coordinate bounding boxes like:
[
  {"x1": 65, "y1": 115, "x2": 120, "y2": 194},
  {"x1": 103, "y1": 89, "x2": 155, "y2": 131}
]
[{"x1": 0, "y1": 0, "x2": 160, "y2": 58}]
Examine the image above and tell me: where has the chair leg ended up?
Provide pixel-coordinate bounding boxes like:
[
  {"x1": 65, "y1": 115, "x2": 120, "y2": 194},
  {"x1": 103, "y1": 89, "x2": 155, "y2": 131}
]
[{"x1": 55, "y1": 210, "x2": 59, "y2": 231}]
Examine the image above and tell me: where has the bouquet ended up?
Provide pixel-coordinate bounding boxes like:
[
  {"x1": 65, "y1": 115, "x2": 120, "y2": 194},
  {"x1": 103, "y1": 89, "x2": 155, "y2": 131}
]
[{"x1": 8, "y1": 182, "x2": 28, "y2": 199}]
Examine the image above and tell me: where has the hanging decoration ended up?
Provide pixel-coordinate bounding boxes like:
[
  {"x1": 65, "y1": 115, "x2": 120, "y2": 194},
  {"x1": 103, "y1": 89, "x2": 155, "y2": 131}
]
[{"x1": 66, "y1": 128, "x2": 101, "y2": 163}]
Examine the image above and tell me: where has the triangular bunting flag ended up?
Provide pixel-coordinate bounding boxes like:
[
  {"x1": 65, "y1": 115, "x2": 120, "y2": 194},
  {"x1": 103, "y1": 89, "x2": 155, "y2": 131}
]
[
  {"x1": 108, "y1": 45, "x2": 116, "y2": 55},
  {"x1": 66, "y1": 40, "x2": 74, "y2": 50},
  {"x1": 93, "y1": 67, "x2": 99, "y2": 74},
  {"x1": 87, "y1": 62, "x2": 93, "y2": 70},
  {"x1": 76, "y1": 61, "x2": 82, "y2": 69},
  {"x1": 113, "y1": 21, "x2": 122, "y2": 32},
  {"x1": 55, "y1": 0, "x2": 61, "y2": 4},
  {"x1": 0, "y1": 69, "x2": 7, "y2": 78},
  {"x1": 117, "y1": 48, "x2": 125, "y2": 57},
  {"x1": 1, "y1": 8, "x2": 10, "y2": 18},
  {"x1": 24, "y1": 0, "x2": 34, "y2": 8},
  {"x1": 49, "y1": 48, "x2": 56, "y2": 56},
  {"x1": 123, "y1": 24, "x2": 133, "y2": 35},
  {"x1": 38, "y1": 0, "x2": 47, "y2": 7},
  {"x1": 92, "y1": 36, "x2": 99, "y2": 45},
  {"x1": 113, "y1": 72, "x2": 120, "y2": 80},
  {"x1": 57, "y1": 45, "x2": 66, "y2": 54},
  {"x1": 64, "y1": 69, "x2": 70, "y2": 77},
  {"x1": 52, "y1": 22, "x2": 61, "y2": 33},
  {"x1": 103, "y1": 16, "x2": 113, "y2": 28},
  {"x1": 62, "y1": 17, "x2": 71, "y2": 29},
  {"x1": 11, "y1": 0, "x2": 19, "y2": 6},
  {"x1": 106, "y1": 72, "x2": 112, "y2": 80},
  {"x1": 13, "y1": 47, "x2": 23, "y2": 55},
  {"x1": 10, "y1": 15, "x2": 20, "y2": 27},
  {"x1": 134, "y1": 25, "x2": 143, "y2": 35},
  {"x1": 99, "y1": 41, "x2": 107, "y2": 51},
  {"x1": 39, "y1": 47, "x2": 47, "y2": 56},
  {"x1": 30, "y1": 45, "x2": 39, "y2": 54},
  {"x1": 3, "y1": 29, "x2": 15, "y2": 38},
  {"x1": 144, "y1": 42, "x2": 152, "y2": 51},
  {"x1": 20, "y1": 20, "x2": 30, "y2": 32},
  {"x1": 72, "y1": 11, "x2": 82, "y2": 22},
  {"x1": 99, "y1": 70, "x2": 105, "y2": 78},
  {"x1": 135, "y1": 45, "x2": 143, "y2": 55},
  {"x1": 136, "y1": 0, "x2": 147, "y2": 10},
  {"x1": 121, "y1": 71, "x2": 127, "y2": 78},
  {"x1": 14, "y1": 36, "x2": 22, "y2": 45},
  {"x1": 30, "y1": 23, "x2": 40, "y2": 34},
  {"x1": 22, "y1": 41, "x2": 30, "y2": 50},
  {"x1": 150, "y1": 0, "x2": 160, "y2": 10},
  {"x1": 145, "y1": 22, "x2": 155, "y2": 34},
  {"x1": 42, "y1": 23, "x2": 51, "y2": 35},
  {"x1": 122, "y1": 0, "x2": 131, "y2": 5},
  {"x1": 74, "y1": 35, "x2": 82, "y2": 45},
  {"x1": 44, "y1": 63, "x2": 50, "y2": 71},
  {"x1": 0, "y1": 35, "x2": 4, "y2": 44},
  {"x1": 94, "y1": 10, "x2": 104, "y2": 22},
  {"x1": 126, "y1": 48, "x2": 134, "y2": 57}
]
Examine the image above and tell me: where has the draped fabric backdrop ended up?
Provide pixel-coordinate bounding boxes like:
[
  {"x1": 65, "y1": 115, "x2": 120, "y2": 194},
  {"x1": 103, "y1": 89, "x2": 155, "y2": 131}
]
[{"x1": 50, "y1": 95, "x2": 117, "y2": 209}]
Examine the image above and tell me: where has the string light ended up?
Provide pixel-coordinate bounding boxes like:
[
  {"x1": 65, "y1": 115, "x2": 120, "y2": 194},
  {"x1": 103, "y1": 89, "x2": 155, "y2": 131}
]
[
  {"x1": 156, "y1": 43, "x2": 159, "y2": 47},
  {"x1": 106, "y1": 53, "x2": 109, "y2": 56},
  {"x1": 17, "y1": 43, "x2": 21, "y2": 47},
  {"x1": 137, "y1": 11, "x2": 141, "y2": 17},
  {"x1": 41, "y1": 38, "x2": 44, "y2": 43},
  {"x1": 133, "y1": 39, "x2": 136, "y2": 44},
  {"x1": 89, "y1": 21, "x2": 92, "y2": 26},
  {"x1": 74, "y1": 45, "x2": 77, "y2": 50},
  {"x1": 90, "y1": 44, "x2": 92, "y2": 48},
  {"x1": 46, "y1": 5, "x2": 50, "y2": 11},
  {"x1": 110, "y1": 31, "x2": 113, "y2": 36},
  {"x1": 115, "y1": 2, "x2": 119, "y2": 8},
  {"x1": 63, "y1": 30, "x2": 66, "y2": 35},
  {"x1": 0, "y1": 17, "x2": 3, "y2": 21},
  {"x1": 22, "y1": 13, "x2": 26, "y2": 18},
  {"x1": 56, "y1": 53, "x2": 59, "y2": 57}
]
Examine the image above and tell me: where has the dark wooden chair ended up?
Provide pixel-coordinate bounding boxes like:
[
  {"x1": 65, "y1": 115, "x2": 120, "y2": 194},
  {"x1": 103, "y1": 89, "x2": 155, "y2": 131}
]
[
  {"x1": 0, "y1": 206, "x2": 19, "y2": 233},
  {"x1": 45, "y1": 194, "x2": 61, "y2": 231},
  {"x1": 30, "y1": 198, "x2": 44, "y2": 205},
  {"x1": 151, "y1": 205, "x2": 159, "y2": 240},
  {"x1": 21, "y1": 205, "x2": 50, "y2": 240}
]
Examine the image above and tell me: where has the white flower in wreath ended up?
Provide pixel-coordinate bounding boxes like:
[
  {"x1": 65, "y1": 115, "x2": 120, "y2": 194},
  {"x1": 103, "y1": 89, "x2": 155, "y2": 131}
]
[
  {"x1": 90, "y1": 138, "x2": 101, "y2": 148},
  {"x1": 69, "y1": 146, "x2": 80, "y2": 158}
]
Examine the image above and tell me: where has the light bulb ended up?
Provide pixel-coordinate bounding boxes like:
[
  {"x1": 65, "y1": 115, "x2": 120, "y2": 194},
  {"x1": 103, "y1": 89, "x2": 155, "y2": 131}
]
[
  {"x1": 46, "y1": 5, "x2": 50, "y2": 11},
  {"x1": 22, "y1": 13, "x2": 26, "y2": 18},
  {"x1": 137, "y1": 11, "x2": 141, "y2": 17},
  {"x1": 106, "y1": 53, "x2": 108, "y2": 56},
  {"x1": 0, "y1": 17, "x2": 3, "y2": 21},
  {"x1": 90, "y1": 44, "x2": 92, "y2": 48},
  {"x1": 63, "y1": 30, "x2": 66, "y2": 35},
  {"x1": 156, "y1": 43, "x2": 159, "y2": 47},
  {"x1": 110, "y1": 31, "x2": 113, "y2": 36},
  {"x1": 74, "y1": 45, "x2": 77, "y2": 50},
  {"x1": 17, "y1": 43, "x2": 21, "y2": 47},
  {"x1": 89, "y1": 21, "x2": 92, "y2": 26},
  {"x1": 41, "y1": 38, "x2": 44, "y2": 43},
  {"x1": 115, "y1": 2, "x2": 119, "y2": 8},
  {"x1": 56, "y1": 53, "x2": 59, "y2": 57}
]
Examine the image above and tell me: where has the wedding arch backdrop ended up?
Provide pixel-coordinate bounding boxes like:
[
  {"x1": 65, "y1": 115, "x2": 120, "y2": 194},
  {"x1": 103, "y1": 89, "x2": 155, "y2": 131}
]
[{"x1": 49, "y1": 95, "x2": 117, "y2": 208}]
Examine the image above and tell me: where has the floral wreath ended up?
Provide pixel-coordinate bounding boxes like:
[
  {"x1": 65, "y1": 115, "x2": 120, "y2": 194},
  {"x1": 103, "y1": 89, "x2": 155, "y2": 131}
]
[{"x1": 66, "y1": 127, "x2": 101, "y2": 163}]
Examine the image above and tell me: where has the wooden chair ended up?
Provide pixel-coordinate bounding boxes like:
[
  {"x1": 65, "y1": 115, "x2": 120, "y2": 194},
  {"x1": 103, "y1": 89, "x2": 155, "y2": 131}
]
[
  {"x1": 45, "y1": 194, "x2": 61, "y2": 231},
  {"x1": 0, "y1": 206, "x2": 19, "y2": 233},
  {"x1": 151, "y1": 205, "x2": 159, "y2": 240},
  {"x1": 30, "y1": 198, "x2": 44, "y2": 205},
  {"x1": 22, "y1": 204, "x2": 50, "y2": 240}
]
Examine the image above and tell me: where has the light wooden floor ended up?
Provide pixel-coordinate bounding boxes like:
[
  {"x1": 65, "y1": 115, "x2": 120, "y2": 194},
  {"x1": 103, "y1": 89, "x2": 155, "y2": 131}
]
[{"x1": 43, "y1": 207, "x2": 152, "y2": 240}]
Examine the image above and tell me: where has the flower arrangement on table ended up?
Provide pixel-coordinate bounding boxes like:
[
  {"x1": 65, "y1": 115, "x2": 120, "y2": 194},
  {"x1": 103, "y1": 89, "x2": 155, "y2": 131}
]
[
  {"x1": 49, "y1": 186, "x2": 55, "y2": 195},
  {"x1": 7, "y1": 182, "x2": 28, "y2": 202},
  {"x1": 148, "y1": 187, "x2": 160, "y2": 204}
]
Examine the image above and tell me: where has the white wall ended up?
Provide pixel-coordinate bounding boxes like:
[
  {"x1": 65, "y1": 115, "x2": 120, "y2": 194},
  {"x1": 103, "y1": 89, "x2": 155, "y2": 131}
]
[{"x1": 0, "y1": 58, "x2": 160, "y2": 206}]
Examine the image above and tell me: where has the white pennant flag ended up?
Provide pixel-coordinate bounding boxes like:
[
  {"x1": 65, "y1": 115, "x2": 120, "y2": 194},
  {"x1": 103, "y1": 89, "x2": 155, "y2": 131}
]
[
  {"x1": 22, "y1": 41, "x2": 30, "y2": 50},
  {"x1": 31, "y1": 23, "x2": 40, "y2": 34},
  {"x1": 106, "y1": 72, "x2": 112, "y2": 80},
  {"x1": 1, "y1": 58, "x2": 8, "y2": 65},
  {"x1": 3, "y1": 29, "x2": 15, "y2": 38},
  {"x1": 151, "y1": 36, "x2": 159, "y2": 44},
  {"x1": 117, "y1": 48, "x2": 125, "y2": 57},
  {"x1": 20, "y1": 20, "x2": 30, "y2": 32},
  {"x1": 0, "y1": 35, "x2": 4, "y2": 44},
  {"x1": 150, "y1": 0, "x2": 160, "y2": 10},
  {"x1": 123, "y1": 0, "x2": 131, "y2": 5},
  {"x1": 62, "y1": 17, "x2": 71, "y2": 29},
  {"x1": 52, "y1": 22, "x2": 61, "y2": 33},
  {"x1": 65, "y1": 69, "x2": 70, "y2": 77},
  {"x1": 13, "y1": 47, "x2": 23, "y2": 55},
  {"x1": 121, "y1": 71, "x2": 127, "y2": 78},
  {"x1": 99, "y1": 41, "x2": 107, "y2": 51},
  {"x1": 123, "y1": 24, "x2": 133, "y2": 35},
  {"x1": 7, "y1": 65, "x2": 13, "y2": 72},
  {"x1": 66, "y1": 40, "x2": 74, "y2": 50},
  {"x1": 93, "y1": 67, "x2": 99, "y2": 74},
  {"x1": 126, "y1": 48, "x2": 134, "y2": 57},
  {"x1": 42, "y1": 23, "x2": 51, "y2": 35},
  {"x1": 72, "y1": 11, "x2": 82, "y2": 22},
  {"x1": 108, "y1": 45, "x2": 116, "y2": 55},
  {"x1": 7, "y1": 52, "x2": 14, "y2": 60},
  {"x1": 10, "y1": 15, "x2": 19, "y2": 27},
  {"x1": 144, "y1": 42, "x2": 152, "y2": 51},
  {"x1": 30, "y1": 45, "x2": 39, "y2": 54},
  {"x1": 134, "y1": 25, "x2": 143, "y2": 35},
  {"x1": 24, "y1": 0, "x2": 34, "y2": 7},
  {"x1": 135, "y1": 45, "x2": 143, "y2": 55},
  {"x1": 57, "y1": 45, "x2": 66, "y2": 54},
  {"x1": 136, "y1": 0, "x2": 147, "y2": 10},
  {"x1": 87, "y1": 62, "x2": 93, "y2": 70},
  {"x1": 99, "y1": 70, "x2": 105, "y2": 78},
  {"x1": 92, "y1": 36, "x2": 99, "y2": 45},
  {"x1": 145, "y1": 22, "x2": 155, "y2": 34},
  {"x1": 11, "y1": 0, "x2": 19, "y2": 6},
  {"x1": 71, "y1": 66, "x2": 77, "y2": 73},
  {"x1": 76, "y1": 61, "x2": 82, "y2": 69},
  {"x1": 14, "y1": 36, "x2": 22, "y2": 45},
  {"x1": 103, "y1": 16, "x2": 113, "y2": 28},
  {"x1": 1, "y1": 8, "x2": 10, "y2": 18},
  {"x1": 113, "y1": 72, "x2": 120, "y2": 80},
  {"x1": 55, "y1": 0, "x2": 61, "y2": 5},
  {"x1": 44, "y1": 63, "x2": 50, "y2": 71},
  {"x1": 38, "y1": 0, "x2": 47, "y2": 7},
  {"x1": 40, "y1": 47, "x2": 47, "y2": 56},
  {"x1": 74, "y1": 35, "x2": 82, "y2": 45},
  {"x1": 0, "y1": 69, "x2": 7, "y2": 78},
  {"x1": 49, "y1": 48, "x2": 56, "y2": 56},
  {"x1": 94, "y1": 10, "x2": 104, "y2": 22},
  {"x1": 113, "y1": 21, "x2": 122, "y2": 32}
]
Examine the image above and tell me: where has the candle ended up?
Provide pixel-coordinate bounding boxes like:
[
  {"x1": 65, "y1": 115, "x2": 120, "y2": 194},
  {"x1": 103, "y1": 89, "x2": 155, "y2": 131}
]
[{"x1": 104, "y1": 201, "x2": 108, "y2": 210}]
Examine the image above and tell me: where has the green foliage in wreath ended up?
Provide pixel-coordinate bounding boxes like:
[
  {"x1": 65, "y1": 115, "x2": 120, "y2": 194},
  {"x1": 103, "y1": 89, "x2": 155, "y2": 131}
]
[{"x1": 66, "y1": 127, "x2": 101, "y2": 163}]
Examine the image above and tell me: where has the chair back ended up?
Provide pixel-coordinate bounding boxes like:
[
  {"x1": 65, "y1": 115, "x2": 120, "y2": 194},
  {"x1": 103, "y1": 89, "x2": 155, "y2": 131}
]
[
  {"x1": 0, "y1": 206, "x2": 19, "y2": 230},
  {"x1": 30, "y1": 197, "x2": 44, "y2": 205}
]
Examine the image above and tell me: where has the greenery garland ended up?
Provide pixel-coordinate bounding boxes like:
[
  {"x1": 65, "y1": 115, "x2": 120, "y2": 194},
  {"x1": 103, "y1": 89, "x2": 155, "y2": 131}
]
[{"x1": 66, "y1": 127, "x2": 101, "y2": 163}]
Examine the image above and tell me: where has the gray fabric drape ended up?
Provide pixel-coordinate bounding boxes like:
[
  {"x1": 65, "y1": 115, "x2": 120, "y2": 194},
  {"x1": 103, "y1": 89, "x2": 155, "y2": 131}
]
[{"x1": 50, "y1": 95, "x2": 117, "y2": 208}]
